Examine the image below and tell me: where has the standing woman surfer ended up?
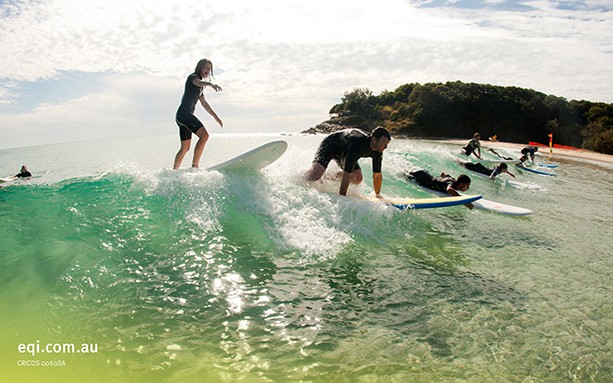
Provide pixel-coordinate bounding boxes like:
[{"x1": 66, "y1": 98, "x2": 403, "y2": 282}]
[{"x1": 173, "y1": 59, "x2": 223, "y2": 169}]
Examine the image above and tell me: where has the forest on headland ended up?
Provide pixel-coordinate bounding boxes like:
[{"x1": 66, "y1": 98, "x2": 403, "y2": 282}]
[{"x1": 303, "y1": 81, "x2": 613, "y2": 155}]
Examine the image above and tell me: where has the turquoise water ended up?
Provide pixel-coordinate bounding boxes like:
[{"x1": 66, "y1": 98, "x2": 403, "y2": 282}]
[{"x1": 1, "y1": 134, "x2": 611, "y2": 382}]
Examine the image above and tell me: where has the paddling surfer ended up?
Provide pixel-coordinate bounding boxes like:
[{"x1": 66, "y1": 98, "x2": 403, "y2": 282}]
[
  {"x1": 304, "y1": 127, "x2": 391, "y2": 196},
  {"x1": 406, "y1": 170, "x2": 474, "y2": 209},
  {"x1": 173, "y1": 58, "x2": 223, "y2": 169},
  {"x1": 487, "y1": 148, "x2": 513, "y2": 160},
  {"x1": 13, "y1": 165, "x2": 32, "y2": 178},
  {"x1": 458, "y1": 161, "x2": 516, "y2": 180}
]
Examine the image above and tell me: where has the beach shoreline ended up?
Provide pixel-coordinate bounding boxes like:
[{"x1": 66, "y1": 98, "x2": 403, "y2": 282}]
[{"x1": 434, "y1": 139, "x2": 613, "y2": 166}]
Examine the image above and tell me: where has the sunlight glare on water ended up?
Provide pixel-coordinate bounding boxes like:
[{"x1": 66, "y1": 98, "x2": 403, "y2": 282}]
[{"x1": 0, "y1": 134, "x2": 611, "y2": 383}]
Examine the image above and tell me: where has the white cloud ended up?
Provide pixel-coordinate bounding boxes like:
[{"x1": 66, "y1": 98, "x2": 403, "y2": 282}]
[{"x1": 0, "y1": 0, "x2": 612, "y2": 149}]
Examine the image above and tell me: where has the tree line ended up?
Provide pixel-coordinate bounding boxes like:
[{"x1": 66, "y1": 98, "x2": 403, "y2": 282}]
[{"x1": 307, "y1": 81, "x2": 612, "y2": 155}]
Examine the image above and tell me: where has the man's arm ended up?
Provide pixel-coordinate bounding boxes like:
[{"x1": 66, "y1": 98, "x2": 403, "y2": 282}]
[
  {"x1": 446, "y1": 185, "x2": 473, "y2": 209},
  {"x1": 373, "y1": 172, "x2": 383, "y2": 196},
  {"x1": 339, "y1": 171, "x2": 352, "y2": 196}
]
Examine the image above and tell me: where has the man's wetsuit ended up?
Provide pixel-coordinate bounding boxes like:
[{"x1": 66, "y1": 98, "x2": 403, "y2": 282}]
[
  {"x1": 463, "y1": 162, "x2": 491, "y2": 176},
  {"x1": 15, "y1": 170, "x2": 31, "y2": 178},
  {"x1": 175, "y1": 73, "x2": 204, "y2": 141},
  {"x1": 521, "y1": 146, "x2": 535, "y2": 156},
  {"x1": 462, "y1": 162, "x2": 506, "y2": 178},
  {"x1": 313, "y1": 129, "x2": 382, "y2": 173},
  {"x1": 407, "y1": 170, "x2": 455, "y2": 193}
]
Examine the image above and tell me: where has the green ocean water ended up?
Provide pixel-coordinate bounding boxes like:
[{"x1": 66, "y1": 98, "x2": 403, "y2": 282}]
[{"x1": 1, "y1": 134, "x2": 611, "y2": 382}]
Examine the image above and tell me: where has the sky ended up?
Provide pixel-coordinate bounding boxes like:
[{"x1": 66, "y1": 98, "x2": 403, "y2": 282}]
[{"x1": 0, "y1": 0, "x2": 612, "y2": 150}]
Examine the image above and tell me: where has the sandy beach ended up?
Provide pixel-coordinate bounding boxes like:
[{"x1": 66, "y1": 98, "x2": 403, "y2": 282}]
[{"x1": 439, "y1": 139, "x2": 613, "y2": 167}]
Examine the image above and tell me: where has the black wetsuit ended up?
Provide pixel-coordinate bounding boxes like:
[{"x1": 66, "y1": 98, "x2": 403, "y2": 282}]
[
  {"x1": 463, "y1": 162, "x2": 493, "y2": 176},
  {"x1": 462, "y1": 138, "x2": 480, "y2": 156},
  {"x1": 15, "y1": 171, "x2": 31, "y2": 178},
  {"x1": 463, "y1": 163, "x2": 504, "y2": 178},
  {"x1": 521, "y1": 147, "x2": 536, "y2": 157},
  {"x1": 175, "y1": 73, "x2": 204, "y2": 141},
  {"x1": 407, "y1": 170, "x2": 455, "y2": 193},
  {"x1": 313, "y1": 129, "x2": 382, "y2": 173}
]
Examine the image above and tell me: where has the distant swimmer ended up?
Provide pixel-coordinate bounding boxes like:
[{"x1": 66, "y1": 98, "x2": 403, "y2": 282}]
[
  {"x1": 520, "y1": 146, "x2": 538, "y2": 162},
  {"x1": 487, "y1": 148, "x2": 513, "y2": 160},
  {"x1": 304, "y1": 127, "x2": 391, "y2": 196},
  {"x1": 14, "y1": 165, "x2": 32, "y2": 178},
  {"x1": 406, "y1": 170, "x2": 474, "y2": 209},
  {"x1": 173, "y1": 58, "x2": 223, "y2": 170},
  {"x1": 461, "y1": 132, "x2": 482, "y2": 159},
  {"x1": 458, "y1": 161, "x2": 516, "y2": 180}
]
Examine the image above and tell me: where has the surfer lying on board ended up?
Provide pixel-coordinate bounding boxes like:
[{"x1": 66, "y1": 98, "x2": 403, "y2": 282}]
[
  {"x1": 304, "y1": 127, "x2": 391, "y2": 196},
  {"x1": 487, "y1": 148, "x2": 513, "y2": 160},
  {"x1": 173, "y1": 58, "x2": 223, "y2": 170},
  {"x1": 405, "y1": 170, "x2": 474, "y2": 209},
  {"x1": 461, "y1": 132, "x2": 482, "y2": 159},
  {"x1": 457, "y1": 161, "x2": 516, "y2": 180},
  {"x1": 13, "y1": 165, "x2": 31, "y2": 178}
]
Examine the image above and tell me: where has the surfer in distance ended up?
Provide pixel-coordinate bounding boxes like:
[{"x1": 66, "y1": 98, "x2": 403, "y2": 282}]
[
  {"x1": 487, "y1": 148, "x2": 514, "y2": 160},
  {"x1": 304, "y1": 127, "x2": 391, "y2": 196},
  {"x1": 461, "y1": 132, "x2": 482, "y2": 159},
  {"x1": 14, "y1": 165, "x2": 32, "y2": 178},
  {"x1": 457, "y1": 160, "x2": 516, "y2": 180},
  {"x1": 173, "y1": 58, "x2": 223, "y2": 170},
  {"x1": 406, "y1": 170, "x2": 474, "y2": 209},
  {"x1": 520, "y1": 146, "x2": 538, "y2": 162}
]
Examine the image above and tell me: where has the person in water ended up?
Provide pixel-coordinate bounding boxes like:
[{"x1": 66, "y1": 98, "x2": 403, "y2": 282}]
[
  {"x1": 520, "y1": 146, "x2": 538, "y2": 162},
  {"x1": 487, "y1": 148, "x2": 513, "y2": 160},
  {"x1": 462, "y1": 132, "x2": 482, "y2": 159},
  {"x1": 173, "y1": 58, "x2": 223, "y2": 169},
  {"x1": 459, "y1": 161, "x2": 516, "y2": 180},
  {"x1": 406, "y1": 170, "x2": 474, "y2": 209},
  {"x1": 304, "y1": 127, "x2": 391, "y2": 196},
  {"x1": 14, "y1": 165, "x2": 32, "y2": 178}
]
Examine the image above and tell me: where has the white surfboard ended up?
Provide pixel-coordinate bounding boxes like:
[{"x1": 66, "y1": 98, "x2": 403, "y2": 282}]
[
  {"x1": 0, "y1": 177, "x2": 13, "y2": 184},
  {"x1": 406, "y1": 178, "x2": 533, "y2": 215},
  {"x1": 470, "y1": 197, "x2": 533, "y2": 216},
  {"x1": 207, "y1": 140, "x2": 288, "y2": 172},
  {"x1": 360, "y1": 194, "x2": 482, "y2": 210}
]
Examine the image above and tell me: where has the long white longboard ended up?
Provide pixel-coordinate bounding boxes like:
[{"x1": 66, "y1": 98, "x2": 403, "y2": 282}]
[
  {"x1": 470, "y1": 197, "x2": 533, "y2": 216},
  {"x1": 358, "y1": 194, "x2": 482, "y2": 210},
  {"x1": 406, "y1": 178, "x2": 533, "y2": 216},
  {"x1": 207, "y1": 140, "x2": 288, "y2": 172}
]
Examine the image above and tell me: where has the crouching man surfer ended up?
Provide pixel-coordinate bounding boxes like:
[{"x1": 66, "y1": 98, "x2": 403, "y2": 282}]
[{"x1": 304, "y1": 127, "x2": 391, "y2": 196}]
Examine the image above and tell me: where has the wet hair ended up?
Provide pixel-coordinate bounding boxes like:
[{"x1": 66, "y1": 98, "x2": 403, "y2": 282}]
[
  {"x1": 194, "y1": 59, "x2": 214, "y2": 80},
  {"x1": 500, "y1": 163, "x2": 508, "y2": 170},
  {"x1": 371, "y1": 126, "x2": 391, "y2": 141},
  {"x1": 473, "y1": 132, "x2": 481, "y2": 138},
  {"x1": 454, "y1": 174, "x2": 471, "y2": 188}
]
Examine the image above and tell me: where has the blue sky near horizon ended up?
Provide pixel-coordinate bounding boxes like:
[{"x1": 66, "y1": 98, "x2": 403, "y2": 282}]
[{"x1": 0, "y1": 0, "x2": 612, "y2": 150}]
